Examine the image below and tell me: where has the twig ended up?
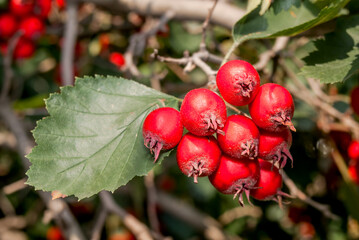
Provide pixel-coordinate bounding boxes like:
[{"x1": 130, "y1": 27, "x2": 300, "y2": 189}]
[
  {"x1": 60, "y1": 0, "x2": 79, "y2": 86},
  {"x1": 99, "y1": 191, "x2": 154, "y2": 240},
  {"x1": 200, "y1": 0, "x2": 219, "y2": 51},
  {"x1": 218, "y1": 205, "x2": 262, "y2": 225},
  {"x1": 282, "y1": 171, "x2": 339, "y2": 220},
  {"x1": 221, "y1": 40, "x2": 241, "y2": 66},
  {"x1": 90, "y1": 205, "x2": 108, "y2": 240},
  {"x1": 3, "y1": 178, "x2": 27, "y2": 195},
  {"x1": 0, "y1": 31, "x2": 23, "y2": 101},
  {"x1": 144, "y1": 171, "x2": 161, "y2": 235}
]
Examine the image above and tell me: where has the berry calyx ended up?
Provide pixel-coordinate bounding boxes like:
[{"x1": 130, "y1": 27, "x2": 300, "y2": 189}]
[
  {"x1": 348, "y1": 140, "x2": 359, "y2": 161},
  {"x1": 142, "y1": 107, "x2": 183, "y2": 162},
  {"x1": 249, "y1": 83, "x2": 296, "y2": 132},
  {"x1": 250, "y1": 159, "x2": 291, "y2": 206},
  {"x1": 19, "y1": 16, "x2": 45, "y2": 40},
  {"x1": 350, "y1": 86, "x2": 359, "y2": 115},
  {"x1": 110, "y1": 52, "x2": 126, "y2": 68},
  {"x1": 258, "y1": 128, "x2": 293, "y2": 168},
  {"x1": 176, "y1": 133, "x2": 221, "y2": 183},
  {"x1": 209, "y1": 155, "x2": 259, "y2": 206},
  {"x1": 216, "y1": 60, "x2": 260, "y2": 106},
  {"x1": 0, "y1": 14, "x2": 18, "y2": 39},
  {"x1": 217, "y1": 115, "x2": 259, "y2": 160},
  {"x1": 180, "y1": 88, "x2": 227, "y2": 136}
]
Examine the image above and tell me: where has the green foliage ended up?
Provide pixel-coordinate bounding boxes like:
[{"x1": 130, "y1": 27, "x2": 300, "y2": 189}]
[
  {"x1": 26, "y1": 76, "x2": 179, "y2": 199},
  {"x1": 233, "y1": 0, "x2": 349, "y2": 44},
  {"x1": 301, "y1": 15, "x2": 359, "y2": 84}
]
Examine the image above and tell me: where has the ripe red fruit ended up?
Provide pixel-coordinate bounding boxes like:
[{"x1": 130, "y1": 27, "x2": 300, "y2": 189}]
[
  {"x1": 249, "y1": 83, "x2": 296, "y2": 132},
  {"x1": 250, "y1": 160, "x2": 290, "y2": 204},
  {"x1": 46, "y1": 226, "x2": 64, "y2": 240},
  {"x1": 14, "y1": 37, "x2": 35, "y2": 59},
  {"x1": 209, "y1": 155, "x2": 259, "y2": 206},
  {"x1": 56, "y1": 0, "x2": 66, "y2": 10},
  {"x1": 258, "y1": 128, "x2": 293, "y2": 168},
  {"x1": 10, "y1": 0, "x2": 34, "y2": 17},
  {"x1": 348, "y1": 140, "x2": 359, "y2": 160},
  {"x1": 180, "y1": 88, "x2": 227, "y2": 136},
  {"x1": 351, "y1": 86, "x2": 359, "y2": 115},
  {"x1": 34, "y1": 0, "x2": 52, "y2": 18},
  {"x1": 216, "y1": 60, "x2": 260, "y2": 106},
  {"x1": 142, "y1": 107, "x2": 183, "y2": 162},
  {"x1": 217, "y1": 115, "x2": 259, "y2": 160},
  {"x1": 0, "y1": 14, "x2": 18, "y2": 39},
  {"x1": 19, "y1": 16, "x2": 45, "y2": 40},
  {"x1": 176, "y1": 133, "x2": 221, "y2": 183},
  {"x1": 348, "y1": 161, "x2": 359, "y2": 185},
  {"x1": 110, "y1": 52, "x2": 126, "y2": 68}
]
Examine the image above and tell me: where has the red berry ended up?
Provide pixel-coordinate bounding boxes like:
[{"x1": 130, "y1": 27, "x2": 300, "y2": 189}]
[
  {"x1": 249, "y1": 83, "x2": 296, "y2": 132},
  {"x1": 209, "y1": 155, "x2": 259, "y2": 206},
  {"x1": 250, "y1": 159, "x2": 290, "y2": 203},
  {"x1": 46, "y1": 226, "x2": 64, "y2": 240},
  {"x1": 19, "y1": 16, "x2": 45, "y2": 40},
  {"x1": 348, "y1": 161, "x2": 359, "y2": 185},
  {"x1": 142, "y1": 107, "x2": 183, "y2": 162},
  {"x1": 14, "y1": 37, "x2": 35, "y2": 59},
  {"x1": 110, "y1": 52, "x2": 126, "y2": 68},
  {"x1": 180, "y1": 88, "x2": 227, "y2": 136},
  {"x1": 34, "y1": 0, "x2": 52, "y2": 18},
  {"x1": 56, "y1": 0, "x2": 66, "y2": 10},
  {"x1": 216, "y1": 60, "x2": 260, "y2": 106},
  {"x1": 10, "y1": 0, "x2": 34, "y2": 17},
  {"x1": 351, "y1": 86, "x2": 359, "y2": 115},
  {"x1": 176, "y1": 133, "x2": 221, "y2": 183},
  {"x1": 348, "y1": 140, "x2": 359, "y2": 160},
  {"x1": 258, "y1": 128, "x2": 293, "y2": 168},
  {"x1": 217, "y1": 115, "x2": 259, "y2": 160},
  {"x1": 0, "y1": 14, "x2": 18, "y2": 39}
]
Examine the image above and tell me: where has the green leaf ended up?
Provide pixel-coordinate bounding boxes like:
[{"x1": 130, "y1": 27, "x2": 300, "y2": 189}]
[
  {"x1": 233, "y1": 0, "x2": 350, "y2": 44},
  {"x1": 26, "y1": 76, "x2": 179, "y2": 200},
  {"x1": 301, "y1": 15, "x2": 359, "y2": 84}
]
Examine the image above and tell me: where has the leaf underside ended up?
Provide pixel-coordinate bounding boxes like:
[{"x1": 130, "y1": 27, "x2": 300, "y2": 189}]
[{"x1": 26, "y1": 75, "x2": 179, "y2": 200}]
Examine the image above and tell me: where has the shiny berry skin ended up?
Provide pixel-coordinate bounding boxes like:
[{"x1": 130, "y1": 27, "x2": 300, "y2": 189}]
[
  {"x1": 348, "y1": 161, "x2": 359, "y2": 185},
  {"x1": 19, "y1": 16, "x2": 45, "y2": 40},
  {"x1": 10, "y1": 0, "x2": 34, "y2": 17},
  {"x1": 34, "y1": 0, "x2": 52, "y2": 18},
  {"x1": 249, "y1": 83, "x2": 296, "y2": 132},
  {"x1": 250, "y1": 159, "x2": 290, "y2": 203},
  {"x1": 348, "y1": 140, "x2": 359, "y2": 160},
  {"x1": 14, "y1": 37, "x2": 35, "y2": 59},
  {"x1": 351, "y1": 86, "x2": 359, "y2": 115},
  {"x1": 0, "y1": 14, "x2": 18, "y2": 39},
  {"x1": 259, "y1": 128, "x2": 293, "y2": 168},
  {"x1": 142, "y1": 107, "x2": 183, "y2": 162},
  {"x1": 180, "y1": 88, "x2": 227, "y2": 136},
  {"x1": 216, "y1": 60, "x2": 260, "y2": 106},
  {"x1": 209, "y1": 155, "x2": 259, "y2": 206},
  {"x1": 110, "y1": 52, "x2": 126, "y2": 68},
  {"x1": 176, "y1": 133, "x2": 221, "y2": 183},
  {"x1": 217, "y1": 115, "x2": 259, "y2": 160}
]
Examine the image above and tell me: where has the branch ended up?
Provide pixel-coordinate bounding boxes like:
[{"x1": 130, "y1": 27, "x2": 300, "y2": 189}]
[
  {"x1": 86, "y1": 0, "x2": 245, "y2": 30},
  {"x1": 60, "y1": 0, "x2": 79, "y2": 86},
  {"x1": 200, "y1": 0, "x2": 219, "y2": 51}
]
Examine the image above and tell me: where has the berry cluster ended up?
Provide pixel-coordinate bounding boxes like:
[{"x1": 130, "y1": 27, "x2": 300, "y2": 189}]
[
  {"x1": 142, "y1": 60, "x2": 296, "y2": 206},
  {"x1": 0, "y1": 0, "x2": 64, "y2": 59}
]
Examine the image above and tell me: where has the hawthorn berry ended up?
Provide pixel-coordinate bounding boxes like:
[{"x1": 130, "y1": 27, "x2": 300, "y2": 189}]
[
  {"x1": 250, "y1": 159, "x2": 290, "y2": 205},
  {"x1": 209, "y1": 155, "x2": 259, "y2": 206},
  {"x1": 110, "y1": 52, "x2": 126, "y2": 68},
  {"x1": 180, "y1": 88, "x2": 227, "y2": 136},
  {"x1": 176, "y1": 133, "x2": 221, "y2": 183},
  {"x1": 217, "y1": 115, "x2": 259, "y2": 160},
  {"x1": 142, "y1": 107, "x2": 183, "y2": 162},
  {"x1": 258, "y1": 128, "x2": 293, "y2": 168},
  {"x1": 0, "y1": 14, "x2": 18, "y2": 39},
  {"x1": 348, "y1": 161, "x2": 359, "y2": 185},
  {"x1": 216, "y1": 60, "x2": 260, "y2": 106},
  {"x1": 14, "y1": 37, "x2": 35, "y2": 59},
  {"x1": 348, "y1": 140, "x2": 359, "y2": 160},
  {"x1": 34, "y1": 0, "x2": 52, "y2": 18},
  {"x1": 19, "y1": 16, "x2": 45, "y2": 40},
  {"x1": 46, "y1": 226, "x2": 64, "y2": 240},
  {"x1": 249, "y1": 83, "x2": 296, "y2": 132},
  {"x1": 56, "y1": 0, "x2": 66, "y2": 10},
  {"x1": 350, "y1": 86, "x2": 359, "y2": 115},
  {"x1": 10, "y1": 0, "x2": 34, "y2": 17}
]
